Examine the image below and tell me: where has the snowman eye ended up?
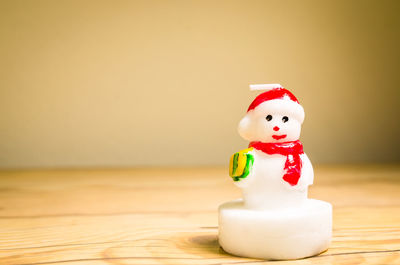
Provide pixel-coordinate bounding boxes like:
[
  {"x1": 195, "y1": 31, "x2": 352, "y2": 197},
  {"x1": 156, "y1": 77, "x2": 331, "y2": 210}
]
[
  {"x1": 282, "y1": 116, "x2": 289, "y2": 123},
  {"x1": 266, "y1": 115, "x2": 272, "y2": 121}
]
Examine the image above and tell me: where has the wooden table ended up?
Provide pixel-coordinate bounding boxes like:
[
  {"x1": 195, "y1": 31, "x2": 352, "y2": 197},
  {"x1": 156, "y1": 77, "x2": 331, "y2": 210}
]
[{"x1": 0, "y1": 165, "x2": 399, "y2": 265}]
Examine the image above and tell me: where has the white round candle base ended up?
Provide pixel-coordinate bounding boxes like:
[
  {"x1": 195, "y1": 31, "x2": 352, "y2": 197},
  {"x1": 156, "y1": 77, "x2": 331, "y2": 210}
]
[{"x1": 218, "y1": 198, "x2": 332, "y2": 260}]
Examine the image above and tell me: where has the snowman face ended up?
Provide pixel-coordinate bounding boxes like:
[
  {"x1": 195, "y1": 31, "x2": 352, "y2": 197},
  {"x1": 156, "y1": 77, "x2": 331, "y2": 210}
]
[
  {"x1": 255, "y1": 113, "x2": 301, "y2": 143},
  {"x1": 238, "y1": 101, "x2": 303, "y2": 143}
]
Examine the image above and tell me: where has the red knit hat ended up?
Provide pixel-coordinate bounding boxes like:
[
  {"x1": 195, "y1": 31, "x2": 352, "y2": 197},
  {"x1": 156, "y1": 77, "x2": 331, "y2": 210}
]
[{"x1": 246, "y1": 84, "x2": 305, "y2": 123}]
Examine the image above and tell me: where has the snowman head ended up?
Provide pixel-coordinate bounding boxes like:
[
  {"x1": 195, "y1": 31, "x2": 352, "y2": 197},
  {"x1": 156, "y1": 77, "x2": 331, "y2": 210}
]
[{"x1": 238, "y1": 85, "x2": 305, "y2": 143}]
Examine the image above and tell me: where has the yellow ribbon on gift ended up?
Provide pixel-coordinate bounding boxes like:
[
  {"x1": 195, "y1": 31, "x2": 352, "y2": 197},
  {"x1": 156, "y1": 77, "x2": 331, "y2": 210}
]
[{"x1": 229, "y1": 147, "x2": 254, "y2": 178}]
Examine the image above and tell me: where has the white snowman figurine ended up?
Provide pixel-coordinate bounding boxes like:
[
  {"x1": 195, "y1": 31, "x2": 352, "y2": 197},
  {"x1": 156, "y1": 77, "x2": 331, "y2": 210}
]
[{"x1": 219, "y1": 84, "x2": 332, "y2": 260}]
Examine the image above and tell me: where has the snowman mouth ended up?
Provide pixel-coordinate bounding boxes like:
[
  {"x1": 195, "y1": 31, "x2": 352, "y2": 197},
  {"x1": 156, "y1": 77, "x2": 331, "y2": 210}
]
[{"x1": 272, "y1": 134, "x2": 287, "y2": 140}]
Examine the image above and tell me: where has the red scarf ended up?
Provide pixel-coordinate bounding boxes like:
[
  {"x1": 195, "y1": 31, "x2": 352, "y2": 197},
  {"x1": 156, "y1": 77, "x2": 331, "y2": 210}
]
[{"x1": 249, "y1": 140, "x2": 304, "y2": 186}]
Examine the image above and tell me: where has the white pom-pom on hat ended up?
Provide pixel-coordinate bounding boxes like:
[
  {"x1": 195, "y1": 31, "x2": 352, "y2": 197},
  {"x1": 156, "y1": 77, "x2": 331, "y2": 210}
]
[{"x1": 249, "y1": 84, "x2": 283, "y2": 91}]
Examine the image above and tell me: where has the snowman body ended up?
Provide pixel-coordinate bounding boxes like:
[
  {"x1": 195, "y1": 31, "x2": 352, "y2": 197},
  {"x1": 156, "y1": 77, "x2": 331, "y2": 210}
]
[
  {"x1": 237, "y1": 150, "x2": 313, "y2": 210},
  {"x1": 218, "y1": 84, "x2": 332, "y2": 260}
]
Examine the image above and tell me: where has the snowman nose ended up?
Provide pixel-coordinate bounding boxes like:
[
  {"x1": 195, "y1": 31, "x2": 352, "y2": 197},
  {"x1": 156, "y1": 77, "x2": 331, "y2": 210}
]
[{"x1": 273, "y1": 126, "x2": 280, "y2": 131}]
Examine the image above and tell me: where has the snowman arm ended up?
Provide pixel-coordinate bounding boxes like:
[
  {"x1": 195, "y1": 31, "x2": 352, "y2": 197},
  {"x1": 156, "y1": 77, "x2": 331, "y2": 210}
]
[
  {"x1": 283, "y1": 153, "x2": 313, "y2": 191},
  {"x1": 300, "y1": 153, "x2": 314, "y2": 186}
]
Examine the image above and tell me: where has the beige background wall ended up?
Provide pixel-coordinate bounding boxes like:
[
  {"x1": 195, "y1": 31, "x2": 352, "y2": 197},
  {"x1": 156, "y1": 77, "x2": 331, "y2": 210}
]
[{"x1": 0, "y1": 0, "x2": 399, "y2": 168}]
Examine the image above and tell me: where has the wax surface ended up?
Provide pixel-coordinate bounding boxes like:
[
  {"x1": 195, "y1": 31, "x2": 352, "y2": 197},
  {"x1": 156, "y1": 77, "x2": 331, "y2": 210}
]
[{"x1": 219, "y1": 199, "x2": 332, "y2": 260}]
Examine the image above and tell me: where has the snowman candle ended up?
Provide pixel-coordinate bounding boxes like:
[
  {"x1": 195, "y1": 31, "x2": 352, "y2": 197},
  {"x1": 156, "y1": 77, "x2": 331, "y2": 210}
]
[{"x1": 219, "y1": 84, "x2": 332, "y2": 260}]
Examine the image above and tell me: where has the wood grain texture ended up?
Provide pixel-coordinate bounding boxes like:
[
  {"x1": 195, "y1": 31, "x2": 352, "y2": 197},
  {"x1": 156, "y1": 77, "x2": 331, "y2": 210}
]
[{"x1": 0, "y1": 165, "x2": 399, "y2": 265}]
